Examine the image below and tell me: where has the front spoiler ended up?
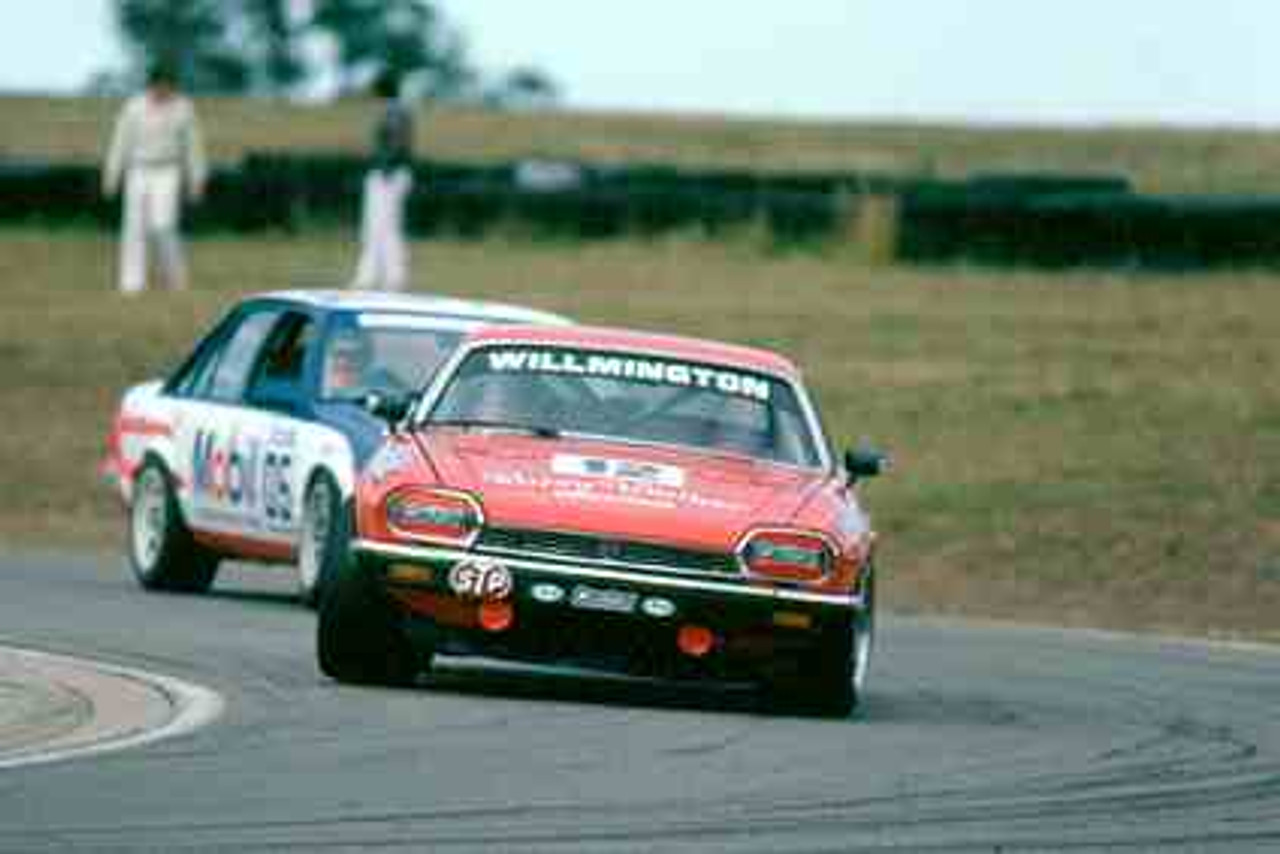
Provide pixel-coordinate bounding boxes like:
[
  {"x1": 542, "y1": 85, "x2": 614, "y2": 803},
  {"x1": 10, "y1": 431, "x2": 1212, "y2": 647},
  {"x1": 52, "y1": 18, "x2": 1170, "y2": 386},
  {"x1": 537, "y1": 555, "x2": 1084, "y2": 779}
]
[{"x1": 352, "y1": 538, "x2": 864, "y2": 610}]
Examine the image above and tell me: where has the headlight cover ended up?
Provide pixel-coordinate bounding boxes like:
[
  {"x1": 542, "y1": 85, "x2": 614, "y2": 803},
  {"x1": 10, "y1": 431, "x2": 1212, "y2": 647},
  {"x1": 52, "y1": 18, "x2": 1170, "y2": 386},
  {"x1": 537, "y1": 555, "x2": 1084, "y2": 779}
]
[
  {"x1": 385, "y1": 487, "x2": 484, "y2": 547},
  {"x1": 737, "y1": 528, "x2": 834, "y2": 582}
]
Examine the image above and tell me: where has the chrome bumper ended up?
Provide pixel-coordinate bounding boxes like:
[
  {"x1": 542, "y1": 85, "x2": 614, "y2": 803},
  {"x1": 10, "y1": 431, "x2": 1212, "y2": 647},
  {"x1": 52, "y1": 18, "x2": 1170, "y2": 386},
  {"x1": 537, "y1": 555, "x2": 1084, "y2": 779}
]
[{"x1": 353, "y1": 539, "x2": 863, "y2": 610}]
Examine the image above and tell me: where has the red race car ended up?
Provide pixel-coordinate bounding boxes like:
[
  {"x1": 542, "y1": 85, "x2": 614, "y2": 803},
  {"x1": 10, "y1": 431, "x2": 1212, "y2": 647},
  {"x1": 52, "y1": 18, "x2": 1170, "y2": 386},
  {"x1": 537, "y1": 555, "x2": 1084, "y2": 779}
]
[{"x1": 318, "y1": 324, "x2": 887, "y2": 714}]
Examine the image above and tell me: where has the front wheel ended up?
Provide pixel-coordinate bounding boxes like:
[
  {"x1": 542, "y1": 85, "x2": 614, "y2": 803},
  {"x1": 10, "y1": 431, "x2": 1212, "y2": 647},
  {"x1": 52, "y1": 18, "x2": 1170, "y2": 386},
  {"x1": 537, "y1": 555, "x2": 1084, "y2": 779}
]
[
  {"x1": 128, "y1": 459, "x2": 220, "y2": 593},
  {"x1": 767, "y1": 571, "x2": 875, "y2": 717},
  {"x1": 317, "y1": 548, "x2": 421, "y2": 687}
]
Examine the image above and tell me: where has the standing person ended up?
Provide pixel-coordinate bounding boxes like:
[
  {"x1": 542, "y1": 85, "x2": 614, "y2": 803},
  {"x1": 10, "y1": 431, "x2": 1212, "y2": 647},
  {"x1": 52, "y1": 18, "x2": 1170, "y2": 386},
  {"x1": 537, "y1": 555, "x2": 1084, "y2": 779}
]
[
  {"x1": 102, "y1": 61, "x2": 208, "y2": 295},
  {"x1": 350, "y1": 69, "x2": 416, "y2": 292}
]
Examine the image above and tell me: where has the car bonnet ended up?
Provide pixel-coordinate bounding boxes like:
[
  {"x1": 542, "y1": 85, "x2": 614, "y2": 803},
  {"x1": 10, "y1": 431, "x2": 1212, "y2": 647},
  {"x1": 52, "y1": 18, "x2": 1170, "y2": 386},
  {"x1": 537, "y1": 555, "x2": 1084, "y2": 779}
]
[{"x1": 415, "y1": 430, "x2": 828, "y2": 554}]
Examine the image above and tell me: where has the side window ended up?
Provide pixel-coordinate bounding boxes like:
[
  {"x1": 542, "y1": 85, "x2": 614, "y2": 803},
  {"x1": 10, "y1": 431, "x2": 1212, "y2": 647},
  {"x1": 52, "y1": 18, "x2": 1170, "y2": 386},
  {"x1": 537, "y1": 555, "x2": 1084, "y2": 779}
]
[
  {"x1": 245, "y1": 312, "x2": 316, "y2": 407},
  {"x1": 205, "y1": 309, "x2": 283, "y2": 404},
  {"x1": 169, "y1": 312, "x2": 237, "y2": 399},
  {"x1": 172, "y1": 344, "x2": 223, "y2": 400}
]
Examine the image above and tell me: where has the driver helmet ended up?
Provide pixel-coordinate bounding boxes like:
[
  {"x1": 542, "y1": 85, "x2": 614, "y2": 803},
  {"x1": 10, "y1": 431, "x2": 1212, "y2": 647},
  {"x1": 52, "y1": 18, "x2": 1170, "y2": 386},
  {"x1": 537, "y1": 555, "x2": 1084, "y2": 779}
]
[{"x1": 326, "y1": 328, "x2": 372, "y2": 393}]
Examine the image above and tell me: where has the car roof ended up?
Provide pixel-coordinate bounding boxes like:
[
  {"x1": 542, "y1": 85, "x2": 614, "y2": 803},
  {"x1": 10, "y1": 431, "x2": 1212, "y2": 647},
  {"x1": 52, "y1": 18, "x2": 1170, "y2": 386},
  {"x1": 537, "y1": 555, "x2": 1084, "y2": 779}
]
[
  {"x1": 255, "y1": 289, "x2": 572, "y2": 326},
  {"x1": 462, "y1": 323, "x2": 801, "y2": 379}
]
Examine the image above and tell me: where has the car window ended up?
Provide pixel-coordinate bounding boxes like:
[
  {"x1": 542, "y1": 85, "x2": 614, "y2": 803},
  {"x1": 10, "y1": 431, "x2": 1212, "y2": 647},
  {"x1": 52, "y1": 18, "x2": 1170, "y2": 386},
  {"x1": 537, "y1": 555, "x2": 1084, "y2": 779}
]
[
  {"x1": 428, "y1": 346, "x2": 823, "y2": 467},
  {"x1": 320, "y1": 313, "x2": 465, "y2": 401},
  {"x1": 168, "y1": 311, "x2": 236, "y2": 398},
  {"x1": 244, "y1": 312, "x2": 316, "y2": 407},
  {"x1": 202, "y1": 309, "x2": 284, "y2": 404}
]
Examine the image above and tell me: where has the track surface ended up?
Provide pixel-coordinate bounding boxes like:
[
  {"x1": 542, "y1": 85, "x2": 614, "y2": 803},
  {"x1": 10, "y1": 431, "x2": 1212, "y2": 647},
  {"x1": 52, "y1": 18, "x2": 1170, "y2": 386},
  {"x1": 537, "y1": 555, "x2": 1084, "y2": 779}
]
[{"x1": 2, "y1": 553, "x2": 1279, "y2": 853}]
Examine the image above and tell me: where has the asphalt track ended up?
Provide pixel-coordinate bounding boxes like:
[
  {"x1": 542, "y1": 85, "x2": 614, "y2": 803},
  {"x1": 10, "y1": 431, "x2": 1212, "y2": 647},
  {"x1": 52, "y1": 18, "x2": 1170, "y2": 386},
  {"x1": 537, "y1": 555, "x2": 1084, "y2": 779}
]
[{"x1": 2, "y1": 553, "x2": 1279, "y2": 853}]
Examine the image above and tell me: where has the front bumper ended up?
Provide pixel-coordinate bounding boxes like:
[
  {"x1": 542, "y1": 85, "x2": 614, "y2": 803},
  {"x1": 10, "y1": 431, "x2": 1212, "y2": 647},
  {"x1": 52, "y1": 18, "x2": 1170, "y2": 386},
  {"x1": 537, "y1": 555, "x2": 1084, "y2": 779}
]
[{"x1": 353, "y1": 538, "x2": 865, "y2": 677}]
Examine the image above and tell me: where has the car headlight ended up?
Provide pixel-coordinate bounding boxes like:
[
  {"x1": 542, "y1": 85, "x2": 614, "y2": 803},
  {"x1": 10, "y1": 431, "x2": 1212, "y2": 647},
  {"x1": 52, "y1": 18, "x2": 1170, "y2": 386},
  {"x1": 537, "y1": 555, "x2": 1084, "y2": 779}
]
[
  {"x1": 385, "y1": 487, "x2": 483, "y2": 547},
  {"x1": 737, "y1": 528, "x2": 834, "y2": 582}
]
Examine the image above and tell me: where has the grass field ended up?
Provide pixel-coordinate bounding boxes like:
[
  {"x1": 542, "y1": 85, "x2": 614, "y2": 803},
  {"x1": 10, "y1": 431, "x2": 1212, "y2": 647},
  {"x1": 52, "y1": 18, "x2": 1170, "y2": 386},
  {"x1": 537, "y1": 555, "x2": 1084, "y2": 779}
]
[
  {"x1": 0, "y1": 227, "x2": 1276, "y2": 640},
  {"x1": 6, "y1": 94, "x2": 1280, "y2": 193}
]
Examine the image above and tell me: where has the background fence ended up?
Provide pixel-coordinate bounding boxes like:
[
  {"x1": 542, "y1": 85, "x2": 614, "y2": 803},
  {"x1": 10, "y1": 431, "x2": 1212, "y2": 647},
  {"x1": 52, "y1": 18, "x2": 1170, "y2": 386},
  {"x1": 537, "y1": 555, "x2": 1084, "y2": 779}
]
[{"x1": 5, "y1": 152, "x2": 1280, "y2": 268}]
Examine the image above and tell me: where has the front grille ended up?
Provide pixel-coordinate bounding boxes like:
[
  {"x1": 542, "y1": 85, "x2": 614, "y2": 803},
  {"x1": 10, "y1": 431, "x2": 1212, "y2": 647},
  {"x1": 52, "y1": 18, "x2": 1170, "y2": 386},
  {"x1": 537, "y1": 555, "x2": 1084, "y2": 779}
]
[{"x1": 477, "y1": 527, "x2": 740, "y2": 576}]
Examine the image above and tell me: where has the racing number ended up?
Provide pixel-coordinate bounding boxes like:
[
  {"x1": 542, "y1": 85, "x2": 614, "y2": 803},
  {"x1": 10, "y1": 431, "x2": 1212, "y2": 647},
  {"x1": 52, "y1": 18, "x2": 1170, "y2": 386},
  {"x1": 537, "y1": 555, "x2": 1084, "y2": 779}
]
[{"x1": 263, "y1": 450, "x2": 293, "y2": 526}]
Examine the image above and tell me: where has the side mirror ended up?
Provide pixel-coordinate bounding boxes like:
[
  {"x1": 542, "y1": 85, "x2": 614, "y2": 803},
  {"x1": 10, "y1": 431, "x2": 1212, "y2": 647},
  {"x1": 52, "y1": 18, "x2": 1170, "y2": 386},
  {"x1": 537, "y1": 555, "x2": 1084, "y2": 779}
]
[
  {"x1": 363, "y1": 391, "x2": 414, "y2": 425},
  {"x1": 844, "y1": 447, "x2": 889, "y2": 483}
]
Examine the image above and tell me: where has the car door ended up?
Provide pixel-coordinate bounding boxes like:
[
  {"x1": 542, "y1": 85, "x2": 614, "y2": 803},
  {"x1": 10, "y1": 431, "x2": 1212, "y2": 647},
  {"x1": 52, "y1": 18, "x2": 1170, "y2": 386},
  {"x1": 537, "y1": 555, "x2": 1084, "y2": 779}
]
[{"x1": 167, "y1": 305, "x2": 309, "y2": 554}]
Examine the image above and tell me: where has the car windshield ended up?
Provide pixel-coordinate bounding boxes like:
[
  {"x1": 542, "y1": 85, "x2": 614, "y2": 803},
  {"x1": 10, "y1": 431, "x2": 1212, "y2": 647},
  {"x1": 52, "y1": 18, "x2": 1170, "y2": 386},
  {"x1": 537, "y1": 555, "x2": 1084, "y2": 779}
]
[
  {"x1": 425, "y1": 345, "x2": 824, "y2": 467},
  {"x1": 321, "y1": 313, "x2": 467, "y2": 401}
]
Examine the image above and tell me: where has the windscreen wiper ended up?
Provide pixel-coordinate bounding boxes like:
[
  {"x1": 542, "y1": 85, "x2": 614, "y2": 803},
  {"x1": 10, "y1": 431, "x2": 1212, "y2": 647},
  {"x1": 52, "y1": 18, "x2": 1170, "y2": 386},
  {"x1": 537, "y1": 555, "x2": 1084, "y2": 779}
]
[{"x1": 427, "y1": 417, "x2": 560, "y2": 439}]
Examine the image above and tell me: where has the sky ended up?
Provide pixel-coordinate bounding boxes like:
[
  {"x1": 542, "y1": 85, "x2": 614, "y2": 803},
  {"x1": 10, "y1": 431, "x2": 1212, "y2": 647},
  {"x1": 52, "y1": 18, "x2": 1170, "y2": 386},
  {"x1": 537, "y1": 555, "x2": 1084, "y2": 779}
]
[{"x1": 0, "y1": 0, "x2": 1275, "y2": 127}]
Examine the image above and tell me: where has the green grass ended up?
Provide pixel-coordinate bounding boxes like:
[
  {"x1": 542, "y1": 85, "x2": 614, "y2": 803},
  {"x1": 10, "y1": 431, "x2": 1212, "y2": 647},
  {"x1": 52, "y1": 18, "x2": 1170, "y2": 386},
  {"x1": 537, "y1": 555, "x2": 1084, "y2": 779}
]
[
  {"x1": 1, "y1": 228, "x2": 1277, "y2": 640},
  {"x1": 7, "y1": 94, "x2": 1280, "y2": 193}
]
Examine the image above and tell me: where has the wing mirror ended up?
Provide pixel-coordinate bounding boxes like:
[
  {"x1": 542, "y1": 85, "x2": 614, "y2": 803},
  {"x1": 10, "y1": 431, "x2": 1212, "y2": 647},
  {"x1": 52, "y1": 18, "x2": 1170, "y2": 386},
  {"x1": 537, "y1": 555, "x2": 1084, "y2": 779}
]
[
  {"x1": 363, "y1": 391, "x2": 415, "y2": 425},
  {"x1": 844, "y1": 447, "x2": 890, "y2": 484}
]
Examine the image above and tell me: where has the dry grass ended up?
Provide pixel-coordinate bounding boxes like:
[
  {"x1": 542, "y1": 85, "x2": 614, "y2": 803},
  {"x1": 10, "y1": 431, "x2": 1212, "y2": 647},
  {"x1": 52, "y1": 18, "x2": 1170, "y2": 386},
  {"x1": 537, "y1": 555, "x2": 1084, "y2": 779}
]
[
  {"x1": 7, "y1": 94, "x2": 1280, "y2": 193},
  {"x1": 0, "y1": 228, "x2": 1277, "y2": 640}
]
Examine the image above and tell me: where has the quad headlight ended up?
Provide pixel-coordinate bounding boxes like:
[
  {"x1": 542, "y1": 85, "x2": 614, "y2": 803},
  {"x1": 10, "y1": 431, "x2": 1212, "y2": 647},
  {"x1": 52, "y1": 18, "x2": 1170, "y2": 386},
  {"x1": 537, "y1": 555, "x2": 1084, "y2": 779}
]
[
  {"x1": 737, "y1": 528, "x2": 834, "y2": 582},
  {"x1": 385, "y1": 487, "x2": 484, "y2": 547}
]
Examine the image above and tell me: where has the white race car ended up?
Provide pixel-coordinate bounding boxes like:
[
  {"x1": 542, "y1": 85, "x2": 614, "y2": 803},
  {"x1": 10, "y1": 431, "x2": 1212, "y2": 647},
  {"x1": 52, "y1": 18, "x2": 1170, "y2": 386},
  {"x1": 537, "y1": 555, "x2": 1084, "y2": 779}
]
[{"x1": 102, "y1": 290, "x2": 570, "y2": 604}]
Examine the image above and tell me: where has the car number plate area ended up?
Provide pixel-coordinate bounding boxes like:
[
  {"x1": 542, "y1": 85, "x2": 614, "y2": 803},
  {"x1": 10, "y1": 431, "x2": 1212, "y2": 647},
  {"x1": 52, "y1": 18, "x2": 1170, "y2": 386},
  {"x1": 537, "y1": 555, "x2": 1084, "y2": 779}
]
[{"x1": 570, "y1": 585, "x2": 638, "y2": 614}]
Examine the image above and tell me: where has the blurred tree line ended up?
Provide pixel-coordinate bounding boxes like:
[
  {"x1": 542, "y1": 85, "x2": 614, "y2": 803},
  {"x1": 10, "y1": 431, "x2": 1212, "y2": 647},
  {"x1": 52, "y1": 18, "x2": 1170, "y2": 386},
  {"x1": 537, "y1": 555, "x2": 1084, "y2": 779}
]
[{"x1": 89, "y1": 0, "x2": 559, "y2": 107}]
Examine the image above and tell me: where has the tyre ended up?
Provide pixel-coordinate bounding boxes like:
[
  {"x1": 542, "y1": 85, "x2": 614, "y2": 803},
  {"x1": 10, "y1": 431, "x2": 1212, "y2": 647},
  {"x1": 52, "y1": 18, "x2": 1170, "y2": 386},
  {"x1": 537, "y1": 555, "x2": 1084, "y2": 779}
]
[
  {"x1": 128, "y1": 458, "x2": 220, "y2": 593},
  {"x1": 297, "y1": 472, "x2": 343, "y2": 608},
  {"x1": 767, "y1": 571, "x2": 875, "y2": 717},
  {"x1": 317, "y1": 546, "x2": 421, "y2": 687},
  {"x1": 816, "y1": 570, "x2": 876, "y2": 716}
]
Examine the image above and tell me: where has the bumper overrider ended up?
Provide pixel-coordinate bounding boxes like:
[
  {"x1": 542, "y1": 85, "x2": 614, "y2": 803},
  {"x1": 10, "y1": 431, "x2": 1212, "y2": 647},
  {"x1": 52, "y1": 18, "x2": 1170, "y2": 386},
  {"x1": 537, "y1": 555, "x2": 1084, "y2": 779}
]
[{"x1": 352, "y1": 538, "x2": 867, "y2": 677}]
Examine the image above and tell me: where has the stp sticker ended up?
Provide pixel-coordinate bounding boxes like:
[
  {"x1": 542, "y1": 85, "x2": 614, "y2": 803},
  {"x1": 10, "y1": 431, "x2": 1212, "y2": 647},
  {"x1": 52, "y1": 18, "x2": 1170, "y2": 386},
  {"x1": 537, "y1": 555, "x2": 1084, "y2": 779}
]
[{"x1": 448, "y1": 558, "x2": 513, "y2": 601}]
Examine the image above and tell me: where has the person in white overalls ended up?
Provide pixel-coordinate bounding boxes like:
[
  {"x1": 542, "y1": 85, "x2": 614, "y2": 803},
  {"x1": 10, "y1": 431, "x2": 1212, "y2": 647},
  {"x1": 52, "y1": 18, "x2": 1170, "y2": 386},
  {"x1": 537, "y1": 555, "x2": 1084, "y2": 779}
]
[
  {"x1": 102, "y1": 63, "x2": 208, "y2": 295},
  {"x1": 350, "y1": 70, "x2": 416, "y2": 292}
]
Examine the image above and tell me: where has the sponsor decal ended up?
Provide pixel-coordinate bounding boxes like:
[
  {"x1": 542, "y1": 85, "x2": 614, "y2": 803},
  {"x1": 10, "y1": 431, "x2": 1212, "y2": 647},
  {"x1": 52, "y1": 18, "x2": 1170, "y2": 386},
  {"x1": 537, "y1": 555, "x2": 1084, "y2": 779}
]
[
  {"x1": 551, "y1": 453, "x2": 686, "y2": 488},
  {"x1": 481, "y1": 469, "x2": 747, "y2": 513},
  {"x1": 486, "y1": 348, "x2": 771, "y2": 403},
  {"x1": 191, "y1": 429, "x2": 294, "y2": 530},
  {"x1": 570, "y1": 585, "x2": 638, "y2": 614},
  {"x1": 448, "y1": 557, "x2": 513, "y2": 600}
]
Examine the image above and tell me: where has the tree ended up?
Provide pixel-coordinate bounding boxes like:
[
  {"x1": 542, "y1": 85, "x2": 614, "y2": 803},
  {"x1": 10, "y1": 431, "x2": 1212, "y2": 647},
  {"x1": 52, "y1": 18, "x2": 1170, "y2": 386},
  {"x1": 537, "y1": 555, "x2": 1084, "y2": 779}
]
[
  {"x1": 113, "y1": 1, "x2": 244, "y2": 94},
  {"x1": 112, "y1": 0, "x2": 306, "y2": 96},
  {"x1": 107, "y1": 0, "x2": 558, "y2": 106},
  {"x1": 238, "y1": 0, "x2": 309, "y2": 95},
  {"x1": 309, "y1": 0, "x2": 474, "y2": 98}
]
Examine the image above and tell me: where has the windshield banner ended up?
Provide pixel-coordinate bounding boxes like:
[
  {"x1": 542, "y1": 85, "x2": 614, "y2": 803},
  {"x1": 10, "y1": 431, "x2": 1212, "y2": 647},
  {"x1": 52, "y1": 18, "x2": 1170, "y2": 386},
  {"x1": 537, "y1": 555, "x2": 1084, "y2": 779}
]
[{"x1": 485, "y1": 348, "x2": 772, "y2": 402}]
